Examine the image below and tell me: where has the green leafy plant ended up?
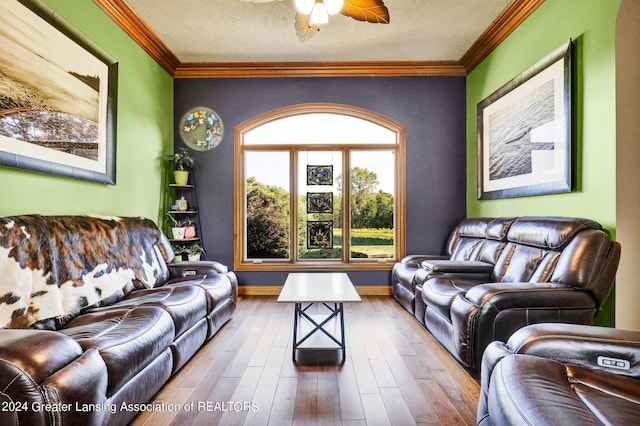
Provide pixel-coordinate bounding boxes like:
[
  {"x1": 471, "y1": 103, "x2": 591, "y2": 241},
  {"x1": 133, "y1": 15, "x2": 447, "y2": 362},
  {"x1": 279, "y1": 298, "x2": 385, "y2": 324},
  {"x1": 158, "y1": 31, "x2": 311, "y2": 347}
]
[
  {"x1": 165, "y1": 212, "x2": 183, "y2": 227},
  {"x1": 172, "y1": 245, "x2": 189, "y2": 255},
  {"x1": 170, "y1": 147, "x2": 195, "y2": 171},
  {"x1": 187, "y1": 244, "x2": 206, "y2": 256}
]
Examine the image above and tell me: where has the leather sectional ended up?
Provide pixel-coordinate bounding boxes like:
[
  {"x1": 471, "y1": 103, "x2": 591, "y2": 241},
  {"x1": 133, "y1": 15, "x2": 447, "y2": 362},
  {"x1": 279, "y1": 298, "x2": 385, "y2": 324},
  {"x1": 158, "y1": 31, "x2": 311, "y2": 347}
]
[
  {"x1": 392, "y1": 216, "x2": 621, "y2": 369},
  {"x1": 0, "y1": 215, "x2": 237, "y2": 425}
]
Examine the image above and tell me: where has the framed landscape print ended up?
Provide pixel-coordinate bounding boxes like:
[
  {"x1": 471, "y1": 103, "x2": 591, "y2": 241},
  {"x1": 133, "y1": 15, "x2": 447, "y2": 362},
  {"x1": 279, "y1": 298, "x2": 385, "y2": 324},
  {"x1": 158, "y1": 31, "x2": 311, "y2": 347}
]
[
  {"x1": 477, "y1": 40, "x2": 572, "y2": 200},
  {"x1": 0, "y1": 0, "x2": 118, "y2": 184}
]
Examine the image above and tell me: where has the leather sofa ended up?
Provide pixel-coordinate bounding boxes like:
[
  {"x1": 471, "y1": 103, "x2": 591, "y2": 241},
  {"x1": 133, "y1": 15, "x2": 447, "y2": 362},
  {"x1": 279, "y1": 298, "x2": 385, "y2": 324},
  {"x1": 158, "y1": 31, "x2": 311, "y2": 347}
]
[
  {"x1": 0, "y1": 215, "x2": 237, "y2": 425},
  {"x1": 392, "y1": 216, "x2": 621, "y2": 369},
  {"x1": 478, "y1": 323, "x2": 640, "y2": 425}
]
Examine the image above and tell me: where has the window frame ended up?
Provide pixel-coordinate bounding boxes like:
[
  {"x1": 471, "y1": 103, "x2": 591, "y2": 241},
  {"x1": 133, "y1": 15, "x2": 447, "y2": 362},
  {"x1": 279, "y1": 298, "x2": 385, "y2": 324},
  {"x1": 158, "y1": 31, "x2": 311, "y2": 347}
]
[{"x1": 234, "y1": 103, "x2": 406, "y2": 271}]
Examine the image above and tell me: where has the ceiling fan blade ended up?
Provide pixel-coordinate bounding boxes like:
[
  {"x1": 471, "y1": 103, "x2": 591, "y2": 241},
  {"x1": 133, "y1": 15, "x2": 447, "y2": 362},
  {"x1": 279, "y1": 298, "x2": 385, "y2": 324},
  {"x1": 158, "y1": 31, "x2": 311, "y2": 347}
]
[
  {"x1": 295, "y1": 12, "x2": 320, "y2": 43},
  {"x1": 341, "y1": 0, "x2": 389, "y2": 24}
]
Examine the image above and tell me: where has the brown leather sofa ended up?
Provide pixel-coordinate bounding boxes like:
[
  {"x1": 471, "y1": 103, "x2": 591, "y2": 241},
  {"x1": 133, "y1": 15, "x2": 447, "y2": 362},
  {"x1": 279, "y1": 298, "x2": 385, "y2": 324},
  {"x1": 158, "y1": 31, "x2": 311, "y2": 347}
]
[
  {"x1": 0, "y1": 215, "x2": 237, "y2": 425},
  {"x1": 392, "y1": 216, "x2": 621, "y2": 369},
  {"x1": 478, "y1": 323, "x2": 640, "y2": 425}
]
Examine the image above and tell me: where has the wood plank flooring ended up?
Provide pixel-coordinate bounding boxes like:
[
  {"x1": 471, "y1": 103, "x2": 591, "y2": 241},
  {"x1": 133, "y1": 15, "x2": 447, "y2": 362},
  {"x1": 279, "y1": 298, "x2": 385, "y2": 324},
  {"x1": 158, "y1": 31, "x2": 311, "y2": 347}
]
[{"x1": 131, "y1": 296, "x2": 480, "y2": 426}]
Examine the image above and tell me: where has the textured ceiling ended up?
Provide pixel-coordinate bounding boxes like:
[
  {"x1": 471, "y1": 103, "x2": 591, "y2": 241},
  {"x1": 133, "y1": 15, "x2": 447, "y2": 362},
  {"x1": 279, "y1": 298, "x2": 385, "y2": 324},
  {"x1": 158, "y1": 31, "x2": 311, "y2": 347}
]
[{"x1": 123, "y1": 0, "x2": 515, "y2": 63}]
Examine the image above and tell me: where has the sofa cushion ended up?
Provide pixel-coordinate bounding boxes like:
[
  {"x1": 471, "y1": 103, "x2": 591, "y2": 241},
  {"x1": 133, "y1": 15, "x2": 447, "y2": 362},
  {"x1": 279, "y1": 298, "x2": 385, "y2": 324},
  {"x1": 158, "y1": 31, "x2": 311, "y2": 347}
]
[
  {"x1": 506, "y1": 216, "x2": 602, "y2": 250},
  {"x1": 422, "y1": 277, "x2": 477, "y2": 321},
  {"x1": 95, "y1": 285, "x2": 208, "y2": 338},
  {"x1": 494, "y1": 244, "x2": 551, "y2": 282},
  {"x1": 488, "y1": 354, "x2": 640, "y2": 426},
  {"x1": 167, "y1": 274, "x2": 233, "y2": 313},
  {"x1": 60, "y1": 306, "x2": 174, "y2": 396}
]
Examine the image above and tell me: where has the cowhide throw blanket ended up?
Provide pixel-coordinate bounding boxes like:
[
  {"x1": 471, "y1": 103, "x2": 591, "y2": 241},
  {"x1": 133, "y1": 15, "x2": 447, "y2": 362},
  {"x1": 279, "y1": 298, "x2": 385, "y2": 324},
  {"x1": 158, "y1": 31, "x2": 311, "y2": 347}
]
[{"x1": 0, "y1": 215, "x2": 163, "y2": 329}]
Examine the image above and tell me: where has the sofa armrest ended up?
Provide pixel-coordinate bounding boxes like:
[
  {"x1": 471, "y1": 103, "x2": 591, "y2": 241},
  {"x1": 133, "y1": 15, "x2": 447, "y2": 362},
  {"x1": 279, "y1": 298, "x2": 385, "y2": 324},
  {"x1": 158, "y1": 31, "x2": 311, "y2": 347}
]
[
  {"x1": 464, "y1": 281, "x2": 596, "y2": 311},
  {"x1": 0, "y1": 330, "x2": 84, "y2": 425},
  {"x1": 421, "y1": 260, "x2": 494, "y2": 274},
  {"x1": 452, "y1": 282, "x2": 598, "y2": 369},
  {"x1": 398, "y1": 254, "x2": 449, "y2": 265},
  {"x1": 415, "y1": 261, "x2": 494, "y2": 285},
  {"x1": 0, "y1": 330, "x2": 83, "y2": 383},
  {"x1": 505, "y1": 323, "x2": 640, "y2": 378},
  {"x1": 477, "y1": 339, "x2": 514, "y2": 423},
  {"x1": 168, "y1": 260, "x2": 228, "y2": 278}
]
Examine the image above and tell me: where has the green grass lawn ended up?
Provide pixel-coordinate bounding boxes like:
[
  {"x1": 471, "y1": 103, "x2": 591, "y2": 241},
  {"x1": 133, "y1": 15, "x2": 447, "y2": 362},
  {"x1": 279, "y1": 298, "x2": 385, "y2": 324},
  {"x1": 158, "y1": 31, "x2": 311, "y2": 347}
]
[{"x1": 336, "y1": 228, "x2": 394, "y2": 257}]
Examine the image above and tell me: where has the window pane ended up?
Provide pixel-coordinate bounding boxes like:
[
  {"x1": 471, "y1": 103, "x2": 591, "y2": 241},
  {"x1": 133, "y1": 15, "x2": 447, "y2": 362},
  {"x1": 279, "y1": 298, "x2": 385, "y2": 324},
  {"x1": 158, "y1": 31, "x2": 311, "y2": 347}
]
[
  {"x1": 350, "y1": 151, "x2": 395, "y2": 260},
  {"x1": 245, "y1": 113, "x2": 396, "y2": 145},
  {"x1": 298, "y1": 151, "x2": 342, "y2": 260},
  {"x1": 245, "y1": 151, "x2": 290, "y2": 260}
]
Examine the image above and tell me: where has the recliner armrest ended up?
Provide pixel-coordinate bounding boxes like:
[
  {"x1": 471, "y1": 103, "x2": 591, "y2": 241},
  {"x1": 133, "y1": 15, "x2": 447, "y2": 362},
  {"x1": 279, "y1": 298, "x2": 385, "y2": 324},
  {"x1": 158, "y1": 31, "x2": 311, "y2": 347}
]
[
  {"x1": 464, "y1": 281, "x2": 596, "y2": 310},
  {"x1": 421, "y1": 259, "x2": 493, "y2": 274},
  {"x1": 0, "y1": 329, "x2": 83, "y2": 383},
  {"x1": 415, "y1": 261, "x2": 494, "y2": 285},
  {"x1": 168, "y1": 260, "x2": 228, "y2": 278},
  {"x1": 399, "y1": 254, "x2": 449, "y2": 265},
  {"x1": 505, "y1": 323, "x2": 640, "y2": 378}
]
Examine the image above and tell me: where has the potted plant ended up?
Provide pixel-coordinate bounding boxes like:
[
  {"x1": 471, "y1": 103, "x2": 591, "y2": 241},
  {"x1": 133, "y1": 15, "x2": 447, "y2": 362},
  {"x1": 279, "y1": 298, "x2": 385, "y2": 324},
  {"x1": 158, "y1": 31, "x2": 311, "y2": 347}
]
[
  {"x1": 187, "y1": 244, "x2": 206, "y2": 261},
  {"x1": 169, "y1": 147, "x2": 195, "y2": 186},
  {"x1": 165, "y1": 213, "x2": 186, "y2": 240},
  {"x1": 172, "y1": 245, "x2": 189, "y2": 262}
]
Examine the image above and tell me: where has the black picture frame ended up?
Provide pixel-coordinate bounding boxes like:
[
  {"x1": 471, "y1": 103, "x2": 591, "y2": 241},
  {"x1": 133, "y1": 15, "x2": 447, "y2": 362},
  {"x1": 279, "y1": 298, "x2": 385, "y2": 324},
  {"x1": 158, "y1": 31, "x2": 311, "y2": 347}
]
[
  {"x1": 0, "y1": 0, "x2": 118, "y2": 185},
  {"x1": 307, "y1": 165, "x2": 333, "y2": 186},
  {"x1": 307, "y1": 220, "x2": 333, "y2": 249},
  {"x1": 477, "y1": 40, "x2": 572, "y2": 200},
  {"x1": 306, "y1": 192, "x2": 333, "y2": 214}
]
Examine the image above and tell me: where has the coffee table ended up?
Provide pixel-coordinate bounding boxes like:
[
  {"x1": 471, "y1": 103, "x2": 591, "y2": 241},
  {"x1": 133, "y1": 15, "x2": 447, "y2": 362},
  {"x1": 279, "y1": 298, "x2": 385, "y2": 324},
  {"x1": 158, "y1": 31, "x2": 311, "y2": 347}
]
[{"x1": 277, "y1": 273, "x2": 361, "y2": 364}]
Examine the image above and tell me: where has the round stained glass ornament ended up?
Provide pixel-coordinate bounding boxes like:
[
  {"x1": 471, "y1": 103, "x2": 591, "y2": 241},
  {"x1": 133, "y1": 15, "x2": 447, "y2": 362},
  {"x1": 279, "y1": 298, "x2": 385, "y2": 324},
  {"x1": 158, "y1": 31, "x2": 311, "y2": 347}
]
[{"x1": 179, "y1": 107, "x2": 224, "y2": 151}]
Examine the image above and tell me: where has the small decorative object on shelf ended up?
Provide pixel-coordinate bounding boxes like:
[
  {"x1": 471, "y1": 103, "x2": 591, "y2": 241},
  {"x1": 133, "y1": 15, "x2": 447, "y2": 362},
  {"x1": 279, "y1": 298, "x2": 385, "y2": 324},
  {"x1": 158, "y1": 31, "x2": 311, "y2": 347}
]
[
  {"x1": 187, "y1": 244, "x2": 206, "y2": 261},
  {"x1": 165, "y1": 213, "x2": 186, "y2": 240},
  {"x1": 172, "y1": 246, "x2": 189, "y2": 262},
  {"x1": 184, "y1": 219, "x2": 196, "y2": 239},
  {"x1": 169, "y1": 147, "x2": 195, "y2": 185},
  {"x1": 177, "y1": 196, "x2": 188, "y2": 212}
]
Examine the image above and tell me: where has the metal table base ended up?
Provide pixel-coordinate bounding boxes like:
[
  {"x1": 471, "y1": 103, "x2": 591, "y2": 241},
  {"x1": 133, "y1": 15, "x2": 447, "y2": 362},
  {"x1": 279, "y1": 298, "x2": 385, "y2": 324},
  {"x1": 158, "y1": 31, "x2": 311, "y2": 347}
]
[{"x1": 292, "y1": 302, "x2": 346, "y2": 365}]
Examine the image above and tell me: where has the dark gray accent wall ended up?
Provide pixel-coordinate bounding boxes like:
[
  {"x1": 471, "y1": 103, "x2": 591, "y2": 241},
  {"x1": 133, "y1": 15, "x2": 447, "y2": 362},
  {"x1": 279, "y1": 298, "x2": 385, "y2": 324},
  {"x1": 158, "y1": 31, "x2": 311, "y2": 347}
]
[{"x1": 174, "y1": 76, "x2": 466, "y2": 287}]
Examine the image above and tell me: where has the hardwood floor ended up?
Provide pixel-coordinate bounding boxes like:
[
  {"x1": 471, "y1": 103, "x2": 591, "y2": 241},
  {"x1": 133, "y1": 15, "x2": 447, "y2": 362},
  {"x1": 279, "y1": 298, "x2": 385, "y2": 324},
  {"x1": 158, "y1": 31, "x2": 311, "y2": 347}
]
[{"x1": 131, "y1": 296, "x2": 480, "y2": 426}]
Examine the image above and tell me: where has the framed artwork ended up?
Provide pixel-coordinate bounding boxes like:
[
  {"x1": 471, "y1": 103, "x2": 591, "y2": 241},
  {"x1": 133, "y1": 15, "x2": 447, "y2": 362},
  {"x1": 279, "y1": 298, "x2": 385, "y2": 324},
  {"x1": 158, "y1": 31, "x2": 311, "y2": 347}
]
[
  {"x1": 307, "y1": 165, "x2": 333, "y2": 185},
  {"x1": 0, "y1": 0, "x2": 118, "y2": 184},
  {"x1": 477, "y1": 40, "x2": 572, "y2": 200},
  {"x1": 306, "y1": 192, "x2": 333, "y2": 214},
  {"x1": 307, "y1": 221, "x2": 333, "y2": 249}
]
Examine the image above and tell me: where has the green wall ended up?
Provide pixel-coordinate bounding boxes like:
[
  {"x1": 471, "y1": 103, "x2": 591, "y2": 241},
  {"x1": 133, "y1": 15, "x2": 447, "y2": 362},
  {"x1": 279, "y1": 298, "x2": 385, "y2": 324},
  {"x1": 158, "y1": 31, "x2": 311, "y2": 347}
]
[
  {"x1": 466, "y1": 0, "x2": 621, "y2": 325},
  {"x1": 0, "y1": 0, "x2": 173, "y2": 222}
]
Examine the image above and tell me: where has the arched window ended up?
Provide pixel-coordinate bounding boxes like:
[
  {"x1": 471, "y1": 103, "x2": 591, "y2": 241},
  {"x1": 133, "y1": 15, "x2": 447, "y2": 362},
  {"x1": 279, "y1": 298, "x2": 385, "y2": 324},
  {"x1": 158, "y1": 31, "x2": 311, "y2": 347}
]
[{"x1": 234, "y1": 103, "x2": 405, "y2": 270}]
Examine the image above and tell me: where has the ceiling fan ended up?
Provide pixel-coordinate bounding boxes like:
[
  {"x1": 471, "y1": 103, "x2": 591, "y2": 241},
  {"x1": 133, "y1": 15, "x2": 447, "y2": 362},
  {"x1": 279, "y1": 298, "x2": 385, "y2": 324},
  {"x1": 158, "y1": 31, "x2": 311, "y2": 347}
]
[{"x1": 241, "y1": 0, "x2": 390, "y2": 42}]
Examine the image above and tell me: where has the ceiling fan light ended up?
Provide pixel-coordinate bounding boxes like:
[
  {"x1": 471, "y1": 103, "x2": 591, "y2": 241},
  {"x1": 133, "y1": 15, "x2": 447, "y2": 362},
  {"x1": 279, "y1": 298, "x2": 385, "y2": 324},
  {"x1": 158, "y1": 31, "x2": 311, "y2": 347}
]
[
  {"x1": 325, "y1": 0, "x2": 344, "y2": 15},
  {"x1": 294, "y1": 0, "x2": 315, "y2": 15},
  {"x1": 310, "y1": 2, "x2": 329, "y2": 25}
]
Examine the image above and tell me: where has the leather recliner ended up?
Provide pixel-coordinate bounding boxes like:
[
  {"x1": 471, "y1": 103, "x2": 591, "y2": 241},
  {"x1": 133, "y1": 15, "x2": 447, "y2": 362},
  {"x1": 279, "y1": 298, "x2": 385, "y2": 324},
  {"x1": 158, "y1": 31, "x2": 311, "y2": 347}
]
[{"x1": 478, "y1": 323, "x2": 640, "y2": 425}]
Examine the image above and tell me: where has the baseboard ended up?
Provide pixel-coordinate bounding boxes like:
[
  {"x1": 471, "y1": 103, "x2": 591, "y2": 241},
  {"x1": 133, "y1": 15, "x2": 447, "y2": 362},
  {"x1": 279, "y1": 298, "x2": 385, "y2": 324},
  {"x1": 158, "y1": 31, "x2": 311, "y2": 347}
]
[{"x1": 238, "y1": 285, "x2": 392, "y2": 296}]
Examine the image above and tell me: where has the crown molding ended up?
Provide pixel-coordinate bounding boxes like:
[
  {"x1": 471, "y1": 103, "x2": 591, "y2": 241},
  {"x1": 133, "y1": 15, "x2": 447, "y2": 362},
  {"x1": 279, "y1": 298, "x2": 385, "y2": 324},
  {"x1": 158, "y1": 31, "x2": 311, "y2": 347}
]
[
  {"x1": 93, "y1": 0, "x2": 179, "y2": 75},
  {"x1": 95, "y1": 0, "x2": 543, "y2": 78},
  {"x1": 460, "y1": 0, "x2": 545, "y2": 73},
  {"x1": 174, "y1": 61, "x2": 466, "y2": 78}
]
